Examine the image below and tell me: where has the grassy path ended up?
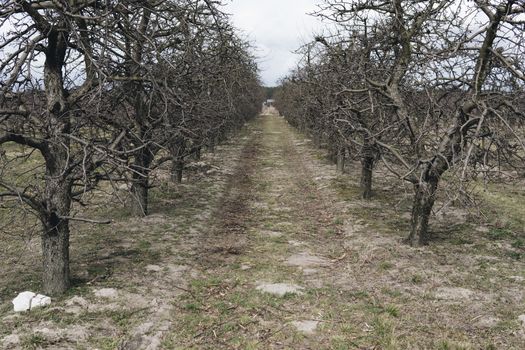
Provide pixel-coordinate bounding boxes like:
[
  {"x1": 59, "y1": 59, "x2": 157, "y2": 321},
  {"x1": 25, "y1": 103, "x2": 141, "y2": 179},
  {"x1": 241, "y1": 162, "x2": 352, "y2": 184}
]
[
  {"x1": 1, "y1": 115, "x2": 524, "y2": 349},
  {"x1": 164, "y1": 115, "x2": 524, "y2": 349},
  {"x1": 170, "y1": 114, "x2": 349, "y2": 349}
]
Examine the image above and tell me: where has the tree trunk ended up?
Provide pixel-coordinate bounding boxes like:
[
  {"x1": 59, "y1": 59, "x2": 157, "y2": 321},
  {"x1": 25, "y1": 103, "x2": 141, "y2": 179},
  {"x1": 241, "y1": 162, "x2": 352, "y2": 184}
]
[
  {"x1": 41, "y1": 207, "x2": 70, "y2": 295},
  {"x1": 313, "y1": 133, "x2": 321, "y2": 148},
  {"x1": 192, "y1": 147, "x2": 201, "y2": 160},
  {"x1": 209, "y1": 135, "x2": 219, "y2": 153},
  {"x1": 336, "y1": 148, "x2": 345, "y2": 173},
  {"x1": 360, "y1": 156, "x2": 374, "y2": 199},
  {"x1": 130, "y1": 149, "x2": 153, "y2": 216},
  {"x1": 131, "y1": 175, "x2": 149, "y2": 216},
  {"x1": 40, "y1": 24, "x2": 72, "y2": 295},
  {"x1": 169, "y1": 141, "x2": 185, "y2": 183},
  {"x1": 360, "y1": 139, "x2": 376, "y2": 199},
  {"x1": 407, "y1": 177, "x2": 439, "y2": 246},
  {"x1": 328, "y1": 147, "x2": 337, "y2": 164},
  {"x1": 171, "y1": 157, "x2": 184, "y2": 183},
  {"x1": 41, "y1": 153, "x2": 72, "y2": 295}
]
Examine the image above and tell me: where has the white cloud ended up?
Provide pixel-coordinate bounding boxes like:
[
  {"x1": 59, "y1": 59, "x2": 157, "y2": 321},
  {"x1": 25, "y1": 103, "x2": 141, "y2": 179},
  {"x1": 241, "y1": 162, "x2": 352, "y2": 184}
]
[{"x1": 223, "y1": 0, "x2": 326, "y2": 86}]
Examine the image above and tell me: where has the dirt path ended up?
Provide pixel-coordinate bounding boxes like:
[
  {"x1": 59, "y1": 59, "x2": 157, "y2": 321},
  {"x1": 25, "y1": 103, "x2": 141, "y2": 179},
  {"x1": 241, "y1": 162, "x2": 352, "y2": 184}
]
[
  {"x1": 164, "y1": 115, "x2": 524, "y2": 349},
  {"x1": 169, "y1": 114, "x2": 350, "y2": 349},
  {"x1": 2, "y1": 114, "x2": 524, "y2": 349}
]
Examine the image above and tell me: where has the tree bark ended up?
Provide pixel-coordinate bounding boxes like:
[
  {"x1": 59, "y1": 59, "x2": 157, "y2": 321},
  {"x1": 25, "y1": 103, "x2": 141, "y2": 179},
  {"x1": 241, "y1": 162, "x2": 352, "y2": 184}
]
[
  {"x1": 313, "y1": 133, "x2": 321, "y2": 148},
  {"x1": 41, "y1": 141, "x2": 72, "y2": 295},
  {"x1": 131, "y1": 175, "x2": 149, "y2": 216},
  {"x1": 171, "y1": 157, "x2": 184, "y2": 183},
  {"x1": 41, "y1": 203, "x2": 70, "y2": 296},
  {"x1": 208, "y1": 135, "x2": 219, "y2": 153},
  {"x1": 360, "y1": 156, "x2": 374, "y2": 199},
  {"x1": 130, "y1": 149, "x2": 153, "y2": 216},
  {"x1": 336, "y1": 147, "x2": 345, "y2": 173},
  {"x1": 41, "y1": 147, "x2": 72, "y2": 295},
  {"x1": 407, "y1": 177, "x2": 439, "y2": 246},
  {"x1": 169, "y1": 141, "x2": 185, "y2": 183},
  {"x1": 328, "y1": 147, "x2": 337, "y2": 164},
  {"x1": 192, "y1": 147, "x2": 201, "y2": 160},
  {"x1": 360, "y1": 139, "x2": 375, "y2": 199},
  {"x1": 37, "y1": 23, "x2": 73, "y2": 295}
]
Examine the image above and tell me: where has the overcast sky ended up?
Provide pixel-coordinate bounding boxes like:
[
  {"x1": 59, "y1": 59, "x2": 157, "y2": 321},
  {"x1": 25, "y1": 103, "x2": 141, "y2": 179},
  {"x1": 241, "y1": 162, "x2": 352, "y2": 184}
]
[{"x1": 223, "y1": 0, "x2": 326, "y2": 86}]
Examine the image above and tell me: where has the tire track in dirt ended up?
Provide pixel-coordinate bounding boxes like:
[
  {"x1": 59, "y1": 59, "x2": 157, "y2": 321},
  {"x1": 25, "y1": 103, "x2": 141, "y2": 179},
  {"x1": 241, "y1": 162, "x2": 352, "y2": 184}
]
[
  {"x1": 197, "y1": 124, "x2": 263, "y2": 267},
  {"x1": 167, "y1": 114, "x2": 524, "y2": 349},
  {"x1": 175, "y1": 115, "x2": 349, "y2": 349}
]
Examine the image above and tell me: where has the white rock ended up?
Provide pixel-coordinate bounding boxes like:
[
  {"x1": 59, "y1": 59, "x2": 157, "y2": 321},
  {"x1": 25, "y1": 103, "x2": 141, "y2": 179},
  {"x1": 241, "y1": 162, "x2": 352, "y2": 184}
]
[
  {"x1": 94, "y1": 288, "x2": 119, "y2": 299},
  {"x1": 12, "y1": 291, "x2": 51, "y2": 312},
  {"x1": 518, "y1": 314, "x2": 525, "y2": 327},
  {"x1": 260, "y1": 230, "x2": 283, "y2": 238},
  {"x1": 434, "y1": 287, "x2": 475, "y2": 301},
  {"x1": 288, "y1": 240, "x2": 305, "y2": 247},
  {"x1": 256, "y1": 283, "x2": 304, "y2": 297},
  {"x1": 12, "y1": 291, "x2": 35, "y2": 312},
  {"x1": 476, "y1": 226, "x2": 490, "y2": 233},
  {"x1": 32, "y1": 294, "x2": 52, "y2": 309},
  {"x1": 292, "y1": 320, "x2": 319, "y2": 334},
  {"x1": 286, "y1": 252, "x2": 331, "y2": 268}
]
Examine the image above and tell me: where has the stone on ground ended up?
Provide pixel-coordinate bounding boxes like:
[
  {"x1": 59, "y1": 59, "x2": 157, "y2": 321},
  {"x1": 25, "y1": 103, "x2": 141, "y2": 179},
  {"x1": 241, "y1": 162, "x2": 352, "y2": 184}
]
[
  {"x1": 519, "y1": 314, "x2": 525, "y2": 328},
  {"x1": 260, "y1": 230, "x2": 283, "y2": 237},
  {"x1": 434, "y1": 287, "x2": 475, "y2": 301},
  {"x1": 240, "y1": 264, "x2": 252, "y2": 270},
  {"x1": 288, "y1": 240, "x2": 305, "y2": 247},
  {"x1": 12, "y1": 291, "x2": 51, "y2": 312},
  {"x1": 93, "y1": 288, "x2": 119, "y2": 299},
  {"x1": 292, "y1": 320, "x2": 319, "y2": 334},
  {"x1": 256, "y1": 283, "x2": 304, "y2": 296},
  {"x1": 286, "y1": 252, "x2": 330, "y2": 268}
]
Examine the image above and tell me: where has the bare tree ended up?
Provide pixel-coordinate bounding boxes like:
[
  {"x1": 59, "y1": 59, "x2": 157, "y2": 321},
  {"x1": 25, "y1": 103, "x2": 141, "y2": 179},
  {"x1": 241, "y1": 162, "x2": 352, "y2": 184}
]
[
  {"x1": 276, "y1": 0, "x2": 525, "y2": 245},
  {"x1": 0, "y1": 0, "x2": 132, "y2": 294},
  {"x1": 0, "y1": 0, "x2": 263, "y2": 294}
]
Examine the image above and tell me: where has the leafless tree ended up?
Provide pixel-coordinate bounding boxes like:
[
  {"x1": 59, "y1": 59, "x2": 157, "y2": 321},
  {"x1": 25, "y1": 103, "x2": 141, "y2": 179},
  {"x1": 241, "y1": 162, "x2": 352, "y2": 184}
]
[
  {"x1": 0, "y1": 0, "x2": 137, "y2": 294},
  {"x1": 0, "y1": 0, "x2": 263, "y2": 294},
  {"x1": 276, "y1": 0, "x2": 525, "y2": 245}
]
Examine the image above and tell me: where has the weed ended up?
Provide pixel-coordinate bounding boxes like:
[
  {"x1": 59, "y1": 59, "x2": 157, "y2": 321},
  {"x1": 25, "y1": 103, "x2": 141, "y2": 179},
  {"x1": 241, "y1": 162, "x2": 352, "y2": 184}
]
[
  {"x1": 507, "y1": 251, "x2": 522, "y2": 260},
  {"x1": 385, "y1": 305, "x2": 400, "y2": 317},
  {"x1": 94, "y1": 337, "x2": 120, "y2": 350},
  {"x1": 411, "y1": 274, "x2": 424, "y2": 284},
  {"x1": 511, "y1": 239, "x2": 524, "y2": 249},
  {"x1": 382, "y1": 288, "x2": 402, "y2": 298},
  {"x1": 371, "y1": 317, "x2": 398, "y2": 350},
  {"x1": 379, "y1": 261, "x2": 394, "y2": 270},
  {"x1": 488, "y1": 227, "x2": 513, "y2": 240},
  {"x1": 435, "y1": 340, "x2": 472, "y2": 350},
  {"x1": 184, "y1": 303, "x2": 201, "y2": 312},
  {"x1": 334, "y1": 217, "x2": 344, "y2": 225},
  {"x1": 21, "y1": 334, "x2": 47, "y2": 349}
]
